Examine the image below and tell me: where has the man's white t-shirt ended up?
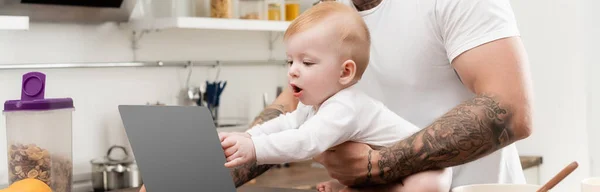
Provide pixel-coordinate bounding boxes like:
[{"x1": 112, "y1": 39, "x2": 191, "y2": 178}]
[
  {"x1": 336, "y1": 0, "x2": 526, "y2": 188},
  {"x1": 247, "y1": 85, "x2": 421, "y2": 165}
]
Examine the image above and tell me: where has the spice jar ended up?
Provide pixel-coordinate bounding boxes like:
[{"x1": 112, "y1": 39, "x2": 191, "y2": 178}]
[
  {"x1": 285, "y1": 0, "x2": 300, "y2": 21},
  {"x1": 3, "y1": 72, "x2": 74, "y2": 192},
  {"x1": 268, "y1": 3, "x2": 281, "y2": 21},
  {"x1": 239, "y1": 0, "x2": 265, "y2": 20},
  {"x1": 211, "y1": 0, "x2": 233, "y2": 18}
]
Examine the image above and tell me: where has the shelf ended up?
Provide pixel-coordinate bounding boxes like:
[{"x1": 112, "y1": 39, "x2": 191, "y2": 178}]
[
  {"x1": 0, "y1": 16, "x2": 29, "y2": 30},
  {"x1": 133, "y1": 17, "x2": 291, "y2": 32}
]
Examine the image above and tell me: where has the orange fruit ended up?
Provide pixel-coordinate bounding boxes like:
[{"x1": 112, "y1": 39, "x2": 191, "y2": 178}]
[{"x1": 1, "y1": 178, "x2": 52, "y2": 192}]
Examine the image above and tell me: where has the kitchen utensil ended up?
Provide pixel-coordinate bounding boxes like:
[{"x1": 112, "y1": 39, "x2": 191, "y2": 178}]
[
  {"x1": 536, "y1": 161, "x2": 578, "y2": 192},
  {"x1": 91, "y1": 145, "x2": 143, "y2": 192},
  {"x1": 178, "y1": 62, "x2": 206, "y2": 106},
  {"x1": 204, "y1": 80, "x2": 227, "y2": 123},
  {"x1": 582, "y1": 177, "x2": 600, "y2": 192},
  {"x1": 3, "y1": 72, "x2": 74, "y2": 192},
  {"x1": 451, "y1": 184, "x2": 543, "y2": 192}
]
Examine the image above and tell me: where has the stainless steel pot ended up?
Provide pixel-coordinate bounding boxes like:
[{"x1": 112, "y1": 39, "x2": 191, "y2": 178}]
[{"x1": 91, "y1": 145, "x2": 143, "y2": 192}]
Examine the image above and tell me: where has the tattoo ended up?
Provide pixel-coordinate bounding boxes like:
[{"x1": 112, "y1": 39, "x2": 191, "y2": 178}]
[
  {"x1": 352, "y1": 0, "x2": 383, "y2": 11},
  {"x1": 232, "y1": 161, "x2": 274, "y2": 187},
  {"x1": 358, "y1": 95, "x2": 516, "y2": 186},
  {"x1": 230, "y1": 104, "x2": 286, "y2": 187}
]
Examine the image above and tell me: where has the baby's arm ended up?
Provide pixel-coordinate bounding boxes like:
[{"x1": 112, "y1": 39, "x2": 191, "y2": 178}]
[
  {"x1": 245, "y1": 105, "x2": 306, "y2": 136},
  {"x1": 252, "y1": 100, "x2": 358, "y2": 165}
]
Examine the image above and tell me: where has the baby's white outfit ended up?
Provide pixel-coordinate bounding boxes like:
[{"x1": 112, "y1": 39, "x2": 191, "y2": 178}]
[{"x1": 247, "y1": 85, "x2": 420, "y2": 165}]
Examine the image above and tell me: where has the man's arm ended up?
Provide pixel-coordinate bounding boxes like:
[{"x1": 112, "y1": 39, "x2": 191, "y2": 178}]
[
  {"x1": 230, "y1": 87, "x2": 299, "y2": 187},
  {"x1": 358, "y1": 37, "x2": 533, "y2": 186}
]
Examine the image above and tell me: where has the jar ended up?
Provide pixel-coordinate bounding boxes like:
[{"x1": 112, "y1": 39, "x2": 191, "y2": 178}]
[
  {"x1": 239, "y1": 0, "x2": 265, "y2": 20},
  {"x1": 3, "y1": 72, "x2": 74, "y2": 192},
  {"x1": 285, "y1": 0, "x2": 300, "y2": 21},
  {"x1": 211, "y1": 0, "x2": 232, "y2": 18},
  {"x1": 267, "y1": 3, "x2": 281, "y2": 21}
]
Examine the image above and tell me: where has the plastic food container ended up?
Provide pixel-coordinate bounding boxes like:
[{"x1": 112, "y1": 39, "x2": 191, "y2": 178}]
[{"x1": 3, "y1": 72, "x2": 74, "y2": 192}]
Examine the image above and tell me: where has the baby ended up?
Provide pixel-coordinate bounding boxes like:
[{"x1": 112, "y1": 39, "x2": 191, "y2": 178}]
[{"x1": 219, "y1": 2, "x2": 452, "y2": 192}]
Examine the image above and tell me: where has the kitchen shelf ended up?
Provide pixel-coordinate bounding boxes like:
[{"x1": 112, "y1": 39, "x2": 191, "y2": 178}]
[
  {"x1": 0, "y1": 60, "x2": 287, "y2": 70},
  {"x1": 0, "y1": 16, "x2": 29, "y2": 30},
  {"x1": 133, "y1": 17, "x2": 291, "y2": 32}
]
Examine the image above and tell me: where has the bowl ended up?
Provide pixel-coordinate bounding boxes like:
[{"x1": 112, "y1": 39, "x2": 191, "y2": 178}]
[
  {"x1": 582, "y1": 177, "x2": 600, "y2": 192},
  {"x1": 451, "y1": 184, "x2": 544, "y2": 192}
]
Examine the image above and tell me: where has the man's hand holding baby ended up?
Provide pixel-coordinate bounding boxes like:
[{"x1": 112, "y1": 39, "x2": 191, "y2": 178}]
[{"x1": 218, "y1": 132, "x2": 257, "y2": 168}]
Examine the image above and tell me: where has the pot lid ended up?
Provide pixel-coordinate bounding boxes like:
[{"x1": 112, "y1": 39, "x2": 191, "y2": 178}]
[{"x1": 91, "y1": 145, "x2": 134, "y2": 165}]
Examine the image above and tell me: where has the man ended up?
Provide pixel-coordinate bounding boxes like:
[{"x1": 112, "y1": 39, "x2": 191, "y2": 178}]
[
  {"x1": 232, "y1": 0, "x2": 533, "y2": 190},
  {"x1": 140, "y1": 0, "x2": 532, "y2": 191}
]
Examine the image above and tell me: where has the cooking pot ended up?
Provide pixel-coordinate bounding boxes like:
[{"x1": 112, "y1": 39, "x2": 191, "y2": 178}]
[{"x1": 91, "y1": 145, "x2": 143, "y2": 192}]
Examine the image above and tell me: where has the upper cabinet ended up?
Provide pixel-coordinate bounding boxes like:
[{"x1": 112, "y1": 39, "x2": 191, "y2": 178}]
[{"x1": 0, "y1": 16, "x2": 29, "y2": 30}]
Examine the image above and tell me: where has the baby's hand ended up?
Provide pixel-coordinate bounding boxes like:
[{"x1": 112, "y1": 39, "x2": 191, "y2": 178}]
[
  {"x1": 219, "y1": 132, "x2": 256, "y2": 168},
  {"x1": 218, "y1": 132, "x2": 251, "y2": 141}
]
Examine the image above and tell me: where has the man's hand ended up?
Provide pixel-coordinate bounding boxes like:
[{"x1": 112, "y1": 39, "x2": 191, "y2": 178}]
[
  {"x1": 313, "y1": 142, "x2": 378, "y2": 186},
  {"x1": 220, "y1": 132, "x2": 257, "y2": 168}
]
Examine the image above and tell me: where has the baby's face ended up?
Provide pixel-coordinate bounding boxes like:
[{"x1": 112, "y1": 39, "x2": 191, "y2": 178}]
[{"x1": 285, "y1": 24, "x2": 344, "y2": 106}]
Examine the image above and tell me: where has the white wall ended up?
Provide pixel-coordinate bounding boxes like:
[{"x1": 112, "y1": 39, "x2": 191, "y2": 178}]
[
  {"x1": 583, "y1": 0, "x2": 600, "y2": 177},
  {"x1": 0, "y1": 22, "x2": 289, "y2": 184},
  {"x1": 511, "y1": 0, "x2": 591, "y2": 191}
]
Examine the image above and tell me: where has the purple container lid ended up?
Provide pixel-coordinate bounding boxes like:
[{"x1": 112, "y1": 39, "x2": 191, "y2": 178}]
[{"x1": 4, "y1": 72, "x2": 74, "y2": 111}]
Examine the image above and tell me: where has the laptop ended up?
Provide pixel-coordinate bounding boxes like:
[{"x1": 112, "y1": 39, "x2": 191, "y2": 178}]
[{"x1": 118, "y1": 105, "x2": 312, "y2": 192}]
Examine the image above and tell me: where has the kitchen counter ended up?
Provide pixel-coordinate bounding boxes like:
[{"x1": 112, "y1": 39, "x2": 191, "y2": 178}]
[
  {"x1": 85, "y1": 156, "x2": 544, "y2": 192},
  {"x1": 108, "y1": 186, "x2": 313, "y2": 192},
  {"x1": 245, "y1": 156, "x2": 544, "y2": 190}
]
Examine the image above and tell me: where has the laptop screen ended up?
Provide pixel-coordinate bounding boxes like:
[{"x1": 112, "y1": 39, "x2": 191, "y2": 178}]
[{"x1": 119, "y1": 105, "x2": 236, "y2": 192}]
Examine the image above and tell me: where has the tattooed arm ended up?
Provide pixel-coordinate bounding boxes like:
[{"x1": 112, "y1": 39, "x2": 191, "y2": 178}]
[
  {"x1": 230, "y1": 87, "x2": 299, "y2": 187},
  {"x1": 316, "y1": 37, "x2": 533, "y2": 187}
]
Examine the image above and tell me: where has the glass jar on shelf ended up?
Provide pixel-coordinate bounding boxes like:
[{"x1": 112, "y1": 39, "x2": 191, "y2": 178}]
[
  {"x1": 285, "y1": 0, "x2": 300, "y2": 21},
  {"x1": 211, "y1": 0, "x2": 233, "y2": 18},
  {"x1": 239, "y1": 0, "x2": 265, "y2": 20},
  {"x1": 266, "y1": 0, "x2": 284, "y2": 21}
]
